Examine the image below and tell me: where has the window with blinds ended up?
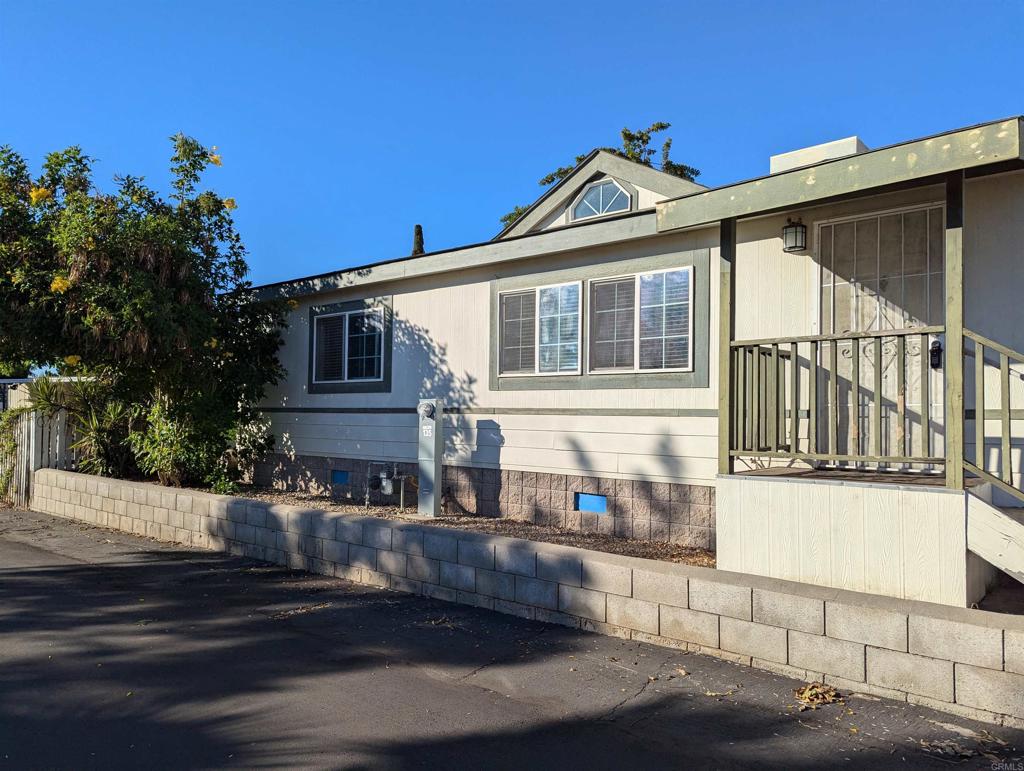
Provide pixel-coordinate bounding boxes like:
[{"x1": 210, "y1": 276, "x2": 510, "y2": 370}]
[
  {"x1": 313, "y1": 309, "x2": 384, "y2": 382},
  {"x1": 499, "y1": 283, "x2": 581, "y2": 375},
  {"x1": 314, "y1": 315, "x2": 346, "y2": 382},
  {"x1": 499, "y1": 290, "x2": 537, "y2": 374},
  {"x1": 589, "y1": 267, "x2": 692, "y2": 372},
  {"x1": 589, "y1": 277, "x2": 636, "y2": 370}
]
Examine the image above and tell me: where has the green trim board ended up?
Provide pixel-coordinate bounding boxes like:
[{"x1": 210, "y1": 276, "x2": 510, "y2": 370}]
[
  {"x1": 717, "y1": 218, "x2": 736, "y2": 475},
  {"x1": 254, "y1": 210, "x2": 663, "y2": 301},
  {"x1": 307, "y1": 296, "x2": 393, "y2": 394},
  {"x1": 251, "y1": 116, "x2": 1022, "y2": 304},
  {"x1": 487, "y1": 248, "x2": 711, "y2": 391},
  {"x1": 260, "y1": 406, "x2": 719, "y2": 417},
  {"x1": 657, "y1": 118, "x2": 1023, "y2": 232}
]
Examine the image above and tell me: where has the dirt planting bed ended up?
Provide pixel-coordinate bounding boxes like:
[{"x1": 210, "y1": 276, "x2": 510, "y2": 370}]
[{"x1": 230, "y1": 486, "x2": 716, "y2": 567}]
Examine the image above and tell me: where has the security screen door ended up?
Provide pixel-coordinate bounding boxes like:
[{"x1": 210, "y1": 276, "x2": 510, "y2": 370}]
[{"x1": 816, "y1": 205, "x2": 945, "y2": 463}]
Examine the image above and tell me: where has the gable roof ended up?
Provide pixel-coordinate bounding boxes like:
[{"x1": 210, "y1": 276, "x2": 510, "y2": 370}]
[{"x1": 495, "y1": 149, "x2": 706, "y2": 240}]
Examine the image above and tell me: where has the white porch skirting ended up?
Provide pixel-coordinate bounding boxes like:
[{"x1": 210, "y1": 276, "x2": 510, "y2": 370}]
[{"x1": 716, "y1": 473, "x2": 999, "y2": 607}]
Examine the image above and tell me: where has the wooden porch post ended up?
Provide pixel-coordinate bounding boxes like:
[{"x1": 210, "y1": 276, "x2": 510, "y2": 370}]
[
  {"x1": 945, "y1": 171, "x2": 965, "y2": 489},
  {"x1": 718, "y1": 218, "x2": 737, "y2": 475}
]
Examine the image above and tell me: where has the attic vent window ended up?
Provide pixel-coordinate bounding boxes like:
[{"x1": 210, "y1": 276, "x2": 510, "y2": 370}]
[{"x1": 571, "y1": 179, "x2": 630, "y2": 221}]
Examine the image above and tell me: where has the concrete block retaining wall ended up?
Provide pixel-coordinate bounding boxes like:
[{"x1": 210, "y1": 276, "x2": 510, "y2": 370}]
[
  {"x1": 30, "y1": 468, "x2": 1024, "y2": 728},
  {"x1": 253, "y1": 452, "x2": 716, "y2": 549}
]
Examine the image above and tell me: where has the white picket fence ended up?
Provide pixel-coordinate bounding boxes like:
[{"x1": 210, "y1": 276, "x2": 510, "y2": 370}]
[{"x1": 0, "y1": 406, "x2": 78, "y2": 509}]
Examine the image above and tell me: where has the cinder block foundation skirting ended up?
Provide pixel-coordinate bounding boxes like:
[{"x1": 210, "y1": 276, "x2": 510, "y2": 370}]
[
  {"x1": 31, "y1": 468, "x2": 1024, "y2": 729},
  {"x1": 253, "y1": 452, "x2": 716, "y2": 549}
]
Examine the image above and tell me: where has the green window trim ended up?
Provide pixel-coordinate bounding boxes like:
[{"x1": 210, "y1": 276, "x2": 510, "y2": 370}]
[
  {"x1": 307, "y1": 296, "x2": 393, "y2": 394},
  {"x1": 489, "y1": 249, "x2": 710, "y2": 391}
]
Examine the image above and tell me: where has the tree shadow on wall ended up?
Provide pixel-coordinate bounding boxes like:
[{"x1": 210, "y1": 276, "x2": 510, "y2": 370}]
[
  {"x1": 393, "y1": 317, "x2": 507, "y2": 516},
  {"x1": 395, "y1": 315, "x2": 488, "y2": 510},
  {"x1": 265, "y1": 314, "x2": 494, "y2": 508}
]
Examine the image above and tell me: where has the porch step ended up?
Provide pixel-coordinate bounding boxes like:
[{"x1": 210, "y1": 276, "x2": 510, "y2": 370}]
[{"x1": 967, "y1": 495, "x2": 1024, "y2": 585}]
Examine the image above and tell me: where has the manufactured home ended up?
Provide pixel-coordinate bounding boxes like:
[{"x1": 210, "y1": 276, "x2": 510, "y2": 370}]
[{"x1": 255, "y1": 116, "x2": 1024, "y2": 608}]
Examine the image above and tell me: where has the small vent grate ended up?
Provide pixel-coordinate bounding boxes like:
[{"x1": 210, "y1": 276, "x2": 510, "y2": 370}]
[{"x1": 574, "y1": 493, "x2": 607, "y2": 514}]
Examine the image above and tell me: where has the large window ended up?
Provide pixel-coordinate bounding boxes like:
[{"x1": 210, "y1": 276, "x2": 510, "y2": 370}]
[
  {"x1": 499, "y1": 283, "x2": 580, "y2": 375},
  {"x1": 589, "y1": 267, "x2": 692, "y2": 373},
  {"x1": 313, "y1": 308, "x2": 384, "y2": 383},
  {"x1": 571, "y1": 179, "x2": 631, "y2": 221}
]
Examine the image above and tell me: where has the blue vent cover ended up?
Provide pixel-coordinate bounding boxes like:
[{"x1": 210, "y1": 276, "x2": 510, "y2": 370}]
[
  {"x1": 574, "y1": 492, "x2": 607, "y2": 514},
  {"x1": 331, "y1": 469, "x2": 350, "y2": 485}
]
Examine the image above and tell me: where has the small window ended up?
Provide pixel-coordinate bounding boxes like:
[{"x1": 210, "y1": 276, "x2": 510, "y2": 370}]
[
  {"x1": 499, "y1": 290, "x2": 536, "y2": 374},
  {"x1": 639, "y1": 269, "x2": 691, "y2": 370},
  {"x1": 314, "y1": 315, "x2": 346, "y2": 381},
  {"x1": 588, "y1": 267, "x2": 693, "y2": 373},
  {"x1": 313, "y1": 308, "x2": 384, "y2": 383},
  {"x1": 571, "y1": 179, "x2": 630, "y2": 221},
  {"x1": 499, "y1": 283, "x2": 581, "y2": 375},
  {"x1": 538, "y1": 284, "x2": 580, "y2": 373},
  {"x1": 589, "y1": 278, "x2": 635, "y2": 370}
]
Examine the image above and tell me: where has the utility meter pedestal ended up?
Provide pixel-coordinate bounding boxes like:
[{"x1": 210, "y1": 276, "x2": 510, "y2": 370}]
[{"x1": 417, "y1": 399, "x2": 443, "y2": 517}]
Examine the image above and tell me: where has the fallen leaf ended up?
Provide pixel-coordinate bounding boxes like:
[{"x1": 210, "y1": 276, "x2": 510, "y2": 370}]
[
  {"x1": 918, "y1": 738, "x2": 978, "y2": 759},
  {"x1": 269, "y1": 601, "x2": 330, "y2": 620},
  {"x1": 793, "y1": 682, "x2": 842, "y2": 711}
]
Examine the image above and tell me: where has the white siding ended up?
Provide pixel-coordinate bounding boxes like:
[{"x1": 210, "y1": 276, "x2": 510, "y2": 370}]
[
  {"x1": 263, "y1": 229, "x2": 721, "y2": 485},
  {"x1": 263, "y1": 169, "x2": 1024, "y2": 489}
]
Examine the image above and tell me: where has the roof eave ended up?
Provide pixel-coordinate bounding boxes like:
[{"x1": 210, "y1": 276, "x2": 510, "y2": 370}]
[
  {"x1": 252, "y1": 208, "x2": 661, "y2": 301},
  {"x1": 657, "y1": 117, "x2": 1024, "y2": 232}
]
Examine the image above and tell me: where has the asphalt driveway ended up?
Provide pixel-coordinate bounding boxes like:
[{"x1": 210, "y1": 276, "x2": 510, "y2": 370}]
[{"x1": 0, "y1": 508, "x2": 1021, "y2": 770}]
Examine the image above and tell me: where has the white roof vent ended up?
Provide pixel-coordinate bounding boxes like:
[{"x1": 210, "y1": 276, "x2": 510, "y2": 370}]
[{"x1": 769, "y1": 136, "x2": 869, "y2": 174}]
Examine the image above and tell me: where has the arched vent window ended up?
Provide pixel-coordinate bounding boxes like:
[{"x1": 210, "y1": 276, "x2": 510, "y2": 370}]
[{"x1": 571, "y1": 179, "x2": 630, "y2": 221}]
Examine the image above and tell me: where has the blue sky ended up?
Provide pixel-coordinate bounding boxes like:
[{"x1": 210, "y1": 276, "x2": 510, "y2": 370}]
[{"x1": 2, "y1": 1, "x2": 1022, "y2": 286}]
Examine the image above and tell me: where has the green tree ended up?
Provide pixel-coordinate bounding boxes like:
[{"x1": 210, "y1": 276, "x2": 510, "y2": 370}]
[
  {"x1": 501, "y1": 121, "x2": 700, "y2": 227},
  {"x1": 498, "y1": 205, "x2": 530, "y2": 229},
  {"x1": 0, "y1": 361, "x2": 30, "y2": 378},
  {"x1": 0, "y1": 135, "x2": 286, "y2": 486}
]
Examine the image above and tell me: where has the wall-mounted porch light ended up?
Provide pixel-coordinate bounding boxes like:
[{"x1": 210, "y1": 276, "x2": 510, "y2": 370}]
[{"x1": 782, "y1": 218, "x2": 807, "y2": 252}]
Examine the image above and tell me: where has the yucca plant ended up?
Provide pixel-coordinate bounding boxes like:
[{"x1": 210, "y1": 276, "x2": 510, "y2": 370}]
[{"x1": 27, "y1": 376, "x2": 134, "y2": 477}]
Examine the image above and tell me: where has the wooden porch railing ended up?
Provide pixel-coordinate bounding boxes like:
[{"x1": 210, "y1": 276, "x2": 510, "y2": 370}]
[
  {"x1": 963, "y1": 329, "x2": 1024, "y2": 503},
  {"x1": 729, "y1": 326, "x2": 945, "y2": 468},
  {"x1": 726, "y1": 323, "x2": 1024, "y2": 501}
]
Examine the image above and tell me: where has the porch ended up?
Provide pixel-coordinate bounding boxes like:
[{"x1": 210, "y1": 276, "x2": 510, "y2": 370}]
[
  {"x1": 656, "y1": 117, "x2": 1024, "y2": 606},
  {"x1": 716, "y1": 312, "x2": 1024, "y2": 605}
]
